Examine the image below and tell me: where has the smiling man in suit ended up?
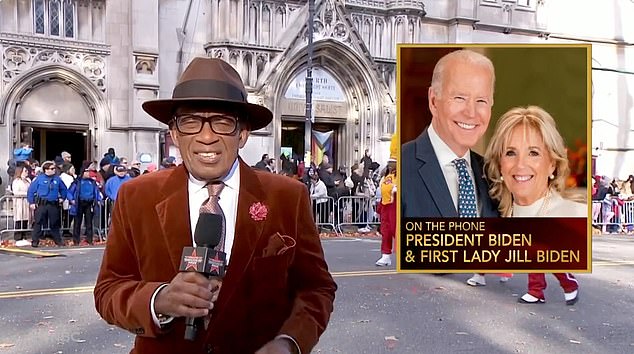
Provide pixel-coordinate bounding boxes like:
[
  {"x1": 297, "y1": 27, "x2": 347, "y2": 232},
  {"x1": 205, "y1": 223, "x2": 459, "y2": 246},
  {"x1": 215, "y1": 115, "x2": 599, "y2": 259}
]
[
  {"x1": 401, "y1": 49, "x2": 499, "y2": 282},
  {"x1": 94, "y1": 57, "x2": 337, "y2": 354}
]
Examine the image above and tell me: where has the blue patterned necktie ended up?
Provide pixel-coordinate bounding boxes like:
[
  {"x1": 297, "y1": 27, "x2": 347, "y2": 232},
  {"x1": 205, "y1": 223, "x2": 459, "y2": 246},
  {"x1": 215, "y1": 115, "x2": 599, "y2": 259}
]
[{"x1": 452, "y1": 158, "x2": 477, "y2": 217}]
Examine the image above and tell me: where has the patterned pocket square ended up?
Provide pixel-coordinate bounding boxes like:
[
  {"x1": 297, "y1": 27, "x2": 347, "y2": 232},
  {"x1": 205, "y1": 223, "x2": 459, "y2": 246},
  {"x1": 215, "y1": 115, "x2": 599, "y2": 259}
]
[{"x1": 262, "y1": 232, "x2": 296, "y2": 257}]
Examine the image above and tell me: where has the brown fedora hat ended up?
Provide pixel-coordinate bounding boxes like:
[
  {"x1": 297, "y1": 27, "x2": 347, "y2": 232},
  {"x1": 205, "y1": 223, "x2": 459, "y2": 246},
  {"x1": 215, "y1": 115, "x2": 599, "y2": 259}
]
[{"x1": 142, "y1": 57, "x2": 272, "y2": 131}]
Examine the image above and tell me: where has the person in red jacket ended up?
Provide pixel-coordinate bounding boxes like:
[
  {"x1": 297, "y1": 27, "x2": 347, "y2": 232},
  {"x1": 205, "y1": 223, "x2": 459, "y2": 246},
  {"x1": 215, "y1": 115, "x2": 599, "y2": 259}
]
[{"x1": 376, "y1": 134, "x2": 398, "y2": 266}]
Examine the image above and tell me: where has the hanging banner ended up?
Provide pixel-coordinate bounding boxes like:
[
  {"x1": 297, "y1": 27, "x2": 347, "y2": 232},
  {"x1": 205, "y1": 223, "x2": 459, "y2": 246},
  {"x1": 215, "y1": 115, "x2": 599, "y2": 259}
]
[{"x1": 312, "y1": 130, "x2": 333, "y2": 166}]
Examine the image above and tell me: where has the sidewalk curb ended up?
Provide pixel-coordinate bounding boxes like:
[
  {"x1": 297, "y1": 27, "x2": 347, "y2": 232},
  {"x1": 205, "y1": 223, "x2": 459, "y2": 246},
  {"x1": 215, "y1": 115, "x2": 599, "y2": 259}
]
[
  {"x1": 0, "y1": 247, "x2": 65, "y2": 258},
  {"x1": 319, "y1": 233, "x2": 382, "y2": 240}
]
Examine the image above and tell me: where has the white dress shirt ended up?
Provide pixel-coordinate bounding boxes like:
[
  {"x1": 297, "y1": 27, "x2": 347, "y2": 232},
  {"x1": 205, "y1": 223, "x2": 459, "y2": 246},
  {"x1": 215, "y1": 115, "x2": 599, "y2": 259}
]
[
  {"x1": 427, "y1": 124, "x2": 480, "y2": 215},
  {"x1": 187, "y1": 159, "x2": 240, "y2": 263},
  {"x1": 150, "y1": 159, "x2": 240, "y2": 325}
]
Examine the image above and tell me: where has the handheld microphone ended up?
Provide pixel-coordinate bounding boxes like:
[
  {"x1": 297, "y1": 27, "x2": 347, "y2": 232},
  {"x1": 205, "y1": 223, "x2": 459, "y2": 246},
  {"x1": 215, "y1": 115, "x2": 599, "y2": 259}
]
[{"x1": 180, "y1": 213, "x2": 226, "y2": 341}]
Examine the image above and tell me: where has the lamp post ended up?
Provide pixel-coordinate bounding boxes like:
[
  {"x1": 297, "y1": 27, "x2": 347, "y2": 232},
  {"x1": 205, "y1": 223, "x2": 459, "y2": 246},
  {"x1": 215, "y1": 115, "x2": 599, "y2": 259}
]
[{"x1": 304, "y1": 0, "x2": 315, "y2": 165}]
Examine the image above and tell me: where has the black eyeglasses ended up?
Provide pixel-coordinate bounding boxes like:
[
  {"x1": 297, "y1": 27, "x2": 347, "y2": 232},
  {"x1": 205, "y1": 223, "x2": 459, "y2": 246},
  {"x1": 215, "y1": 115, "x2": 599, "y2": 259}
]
[{"x1": 173, "y1": 114, "x2": 239, "y2": 135}]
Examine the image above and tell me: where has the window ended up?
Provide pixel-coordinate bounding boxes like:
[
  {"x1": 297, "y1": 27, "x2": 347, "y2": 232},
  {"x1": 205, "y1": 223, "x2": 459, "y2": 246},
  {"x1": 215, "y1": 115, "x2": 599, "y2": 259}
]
[
  {"x1": 33, "y1": 0, "x2": 75, "y2": 38},
  {"x1": 50, "y1": 0, "x2": 60, "y2": 36},
  {"x1": 517, "y1": 0, "x2": 530, "y2": 6},
  {"x1": 34, "y1": 0, "x2": 45, "y2": 34},
  {"x1": 64, "y1": 1, "x2": 74, "y2": 37}
]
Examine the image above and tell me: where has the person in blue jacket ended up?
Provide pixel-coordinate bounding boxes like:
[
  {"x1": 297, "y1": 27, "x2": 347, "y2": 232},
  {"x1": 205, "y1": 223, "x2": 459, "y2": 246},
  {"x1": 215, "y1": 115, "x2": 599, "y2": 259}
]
[
  {"x1": 13, "y1": 143, "x2": 33, "y2": 162},
  {"x1": 68, "y1": 163, "x2": 103, "y2": 245},
  {"x1": 27, "y1": 161, "x2": 68, "y2": 247},
  {"x1": 104, "y1": 164, "x2": 131, "y2": 202}
]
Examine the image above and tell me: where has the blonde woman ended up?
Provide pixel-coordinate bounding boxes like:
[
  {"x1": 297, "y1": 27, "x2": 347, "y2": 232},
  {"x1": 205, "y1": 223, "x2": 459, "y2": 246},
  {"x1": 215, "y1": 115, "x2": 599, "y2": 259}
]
[
  {"x1": 484, "y1": 105, "x2": 586, "y2": 305},
  {"x1": 11, "y1": 166, "x2": 32, "y2": 246}
]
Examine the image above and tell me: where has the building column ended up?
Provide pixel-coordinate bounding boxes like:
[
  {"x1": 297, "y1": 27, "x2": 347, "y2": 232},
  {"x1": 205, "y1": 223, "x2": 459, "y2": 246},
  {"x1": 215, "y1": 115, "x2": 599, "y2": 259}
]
[
  {"x1": 258, "y1": 2, "x2": 262, "y2": 45},
  {"x1": 238, "y1": 0, "x2": 244, "y2": 41},
  {"x1": 210, "y1": 0, "x2": 218, "y2": 41},
  {"x1": 218, "y1": 0, "x2": 226, "y2": 39},
  {"x1": 250, "y1": 51, "x2": 257, "y2": 85},
  {"x1": 131, "y1": 0, "x2": 161, "y2": 162},
  {"x1": 225, "y1": 0, "x2": 231, "y2": 40},
  {"x1": 236, "y1": 51, "x2": 244, "y2": 78}
]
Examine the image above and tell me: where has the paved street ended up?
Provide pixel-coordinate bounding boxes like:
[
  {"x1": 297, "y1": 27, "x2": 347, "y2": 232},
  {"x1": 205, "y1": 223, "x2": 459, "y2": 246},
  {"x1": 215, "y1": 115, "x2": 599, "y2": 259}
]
[{"x1": 0, "y1": 235, "x2": 632, "y2": 354}]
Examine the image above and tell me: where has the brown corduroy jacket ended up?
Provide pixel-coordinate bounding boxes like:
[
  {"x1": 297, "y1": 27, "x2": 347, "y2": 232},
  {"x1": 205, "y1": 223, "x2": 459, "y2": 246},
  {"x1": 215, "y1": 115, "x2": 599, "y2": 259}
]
[{"x1": 94, "y1": 160, "x2": 337, "y2": 353}]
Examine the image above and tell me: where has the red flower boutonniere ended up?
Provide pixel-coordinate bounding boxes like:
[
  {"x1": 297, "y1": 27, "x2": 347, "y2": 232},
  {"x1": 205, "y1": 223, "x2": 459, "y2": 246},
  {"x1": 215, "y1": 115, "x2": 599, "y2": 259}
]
[{"x1": 249, "y1": 202, "x2": 268, "y2": 221}]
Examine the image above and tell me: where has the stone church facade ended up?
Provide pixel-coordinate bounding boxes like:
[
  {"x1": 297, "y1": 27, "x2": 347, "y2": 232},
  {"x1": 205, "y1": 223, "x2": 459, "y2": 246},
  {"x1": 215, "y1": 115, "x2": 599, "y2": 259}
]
[{"x1": 0, "y1": 0, "x2": 631, "y2": 181}]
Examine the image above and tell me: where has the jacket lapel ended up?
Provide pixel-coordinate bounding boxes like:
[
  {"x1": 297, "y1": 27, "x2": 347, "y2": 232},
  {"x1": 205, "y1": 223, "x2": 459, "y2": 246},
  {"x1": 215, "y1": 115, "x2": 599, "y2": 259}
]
[
  {"x1": 155, "y1": 165, "x2": 192, "y2": 272},
  {"x1": 415, "y1": 130, "x2": 458, "y2": 217}
]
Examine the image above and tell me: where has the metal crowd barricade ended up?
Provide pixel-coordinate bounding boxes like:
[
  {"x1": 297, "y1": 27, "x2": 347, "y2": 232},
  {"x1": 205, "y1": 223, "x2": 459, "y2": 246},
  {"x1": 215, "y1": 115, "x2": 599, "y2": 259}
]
[
  {"x1": 0, "y1": 194, "x2": 22, "y2": 238},
  {"x1": 310, "y1": 196, "x2": 339, "y2": 235},
  {"x1": 622, "y1": 201, "x2": 634, "y2": 232},
  {"x1": 60, "y1": 203, "x2": 73, "y2": 235},
  {"x1": 0, "y1": 194, "x2": 39, "y2": 239},
  {"x1": 0, "y1": 194, "x2": 60, "y2": 239},
  {"x1": 591, "y1": 200, "x2": 634, "y2": 233},
  {"x1": 0, "y1": 194, "x2": 116, "y2": 242},
  {"x1": 94, "y1": 197, "x2": 113, "y2": 242},
  {"x1": 2, "y1": 192, "x2": 389, "y2": 241},
  {"x1": 335, "y1": 195, "x2": 381, "y2": 233}
]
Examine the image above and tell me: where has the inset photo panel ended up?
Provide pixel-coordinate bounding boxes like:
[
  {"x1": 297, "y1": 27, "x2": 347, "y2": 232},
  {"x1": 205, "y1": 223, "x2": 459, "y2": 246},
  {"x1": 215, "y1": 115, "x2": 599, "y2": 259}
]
[{"x1": 397, "y1": 44, "x2": 591, "y2": 274}]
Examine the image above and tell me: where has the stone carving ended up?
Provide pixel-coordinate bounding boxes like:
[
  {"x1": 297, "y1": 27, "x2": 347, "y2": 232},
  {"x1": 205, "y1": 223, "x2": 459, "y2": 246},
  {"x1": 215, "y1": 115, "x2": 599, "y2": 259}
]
[
  {"x1": 205, "y1": 46, "x2": 274, "y2": 88},
  {"x1": 242, "y1": 52, "x2": 253, "y2": 86},
  {"x1": 2, "y1": 46, "x2": 31, "y2": 82},
  {"x1": 77, "y1": 0, "x2": 105, "y2": 8},
  {"x1": 256, "y1": 53, "x2": 268, "y2": 77},
  {"x1": 229, "y1": 50, "x2": 240, "y2": 66},
  {"x1": 2, "y1": 45, "x2": 107, "y2": 91},
  {"x1": 408, "y1": 17, "x2": 416, "y2": 42},
  {"x1": 313, "y1": 0, "x2": 350, "y2": 43},
  {"x1": 502, "y1": 3, "x2": 513, "y2": 25},
  {"x1": 381, "y1": 105, "x2": 395, "y2": 136},
  {"x1": 81, "y1": 55, "x2": 106, "y2": 90},
  {"x1": 33, "y1": 50, "x2": 76, "y2": 65},
  {"x1": 378, "y1": 63, "x2": 395, "y2": 91},
  {"x1": 212, "y1": 49, "x2": 224, "y2": 59},
  {"x1": 333, "y1": 23, "x2": 348, "y2": 40},
  {"x1": 135, "y1": 55, "x2": 156, "y2": 75},
  {"x1": 82, "y1": 55, "x2": 103, "y2": 76}
]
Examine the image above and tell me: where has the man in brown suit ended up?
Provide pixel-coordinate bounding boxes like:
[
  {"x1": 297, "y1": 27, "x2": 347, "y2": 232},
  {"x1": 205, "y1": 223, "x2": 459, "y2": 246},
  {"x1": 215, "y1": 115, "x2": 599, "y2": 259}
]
[{"x1": 94, "y1": 57, "x2": 337, "y2": 354}]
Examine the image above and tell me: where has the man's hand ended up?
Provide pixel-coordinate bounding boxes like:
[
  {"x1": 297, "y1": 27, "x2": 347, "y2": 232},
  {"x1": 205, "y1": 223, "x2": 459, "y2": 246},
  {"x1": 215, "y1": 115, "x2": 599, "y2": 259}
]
[
  {"x1": 154, "y1": 272, "x2": 222, "y2": 318},
  {"x1": 255, "y1": 338, "x2": 297, "y2": 354},
  {"x1": 29, "y1": 204, "x2": 36, "y2": 210}
]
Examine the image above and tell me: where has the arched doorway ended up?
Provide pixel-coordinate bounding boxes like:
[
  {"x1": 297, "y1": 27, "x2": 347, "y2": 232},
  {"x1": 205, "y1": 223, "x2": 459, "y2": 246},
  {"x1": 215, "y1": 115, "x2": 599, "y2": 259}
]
[
  {"x1": 1, "y1": 64, "x2": 110, "y2": 169},
  {"x1": 18, "y1": 80, "x2": 92, "y2": 168},
  {"x1": 279, "y1": 67, "x2": 348, "y2": 169},
  {"x1": 271, "y1": 39, "x2": 385, "y2": 173}
]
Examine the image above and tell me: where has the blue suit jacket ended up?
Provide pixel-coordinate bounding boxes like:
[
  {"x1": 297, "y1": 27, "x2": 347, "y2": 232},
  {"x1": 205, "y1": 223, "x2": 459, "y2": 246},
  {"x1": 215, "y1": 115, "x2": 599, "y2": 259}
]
[{"x1": 401, "y1": 129, "x2": 499, "y2": 218}]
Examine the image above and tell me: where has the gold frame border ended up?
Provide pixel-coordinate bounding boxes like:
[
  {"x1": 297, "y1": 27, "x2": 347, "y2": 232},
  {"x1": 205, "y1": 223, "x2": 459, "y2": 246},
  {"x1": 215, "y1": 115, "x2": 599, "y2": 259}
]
[{"x1": 395, "y1": 43, "x2": 593, "y2": 274}]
